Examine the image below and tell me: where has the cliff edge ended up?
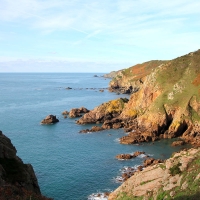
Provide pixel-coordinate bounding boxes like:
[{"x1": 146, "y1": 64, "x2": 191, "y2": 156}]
[
  {"x1": 80, "y1": 49, "x2": 200, "y2": 146},
  {"x1": 0, "y1": 130, "x2": 51, "y2": 200}
]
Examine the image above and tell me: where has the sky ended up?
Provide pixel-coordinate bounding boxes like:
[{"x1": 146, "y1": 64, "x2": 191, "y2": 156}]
[{"x1": 0, "y1": 0, "x2": 200, "y2": 72}]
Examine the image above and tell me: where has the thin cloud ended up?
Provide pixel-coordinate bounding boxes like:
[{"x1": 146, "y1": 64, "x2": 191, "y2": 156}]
[{"x1": 0, "y1": 0, "x2": 200, "y2": 72}]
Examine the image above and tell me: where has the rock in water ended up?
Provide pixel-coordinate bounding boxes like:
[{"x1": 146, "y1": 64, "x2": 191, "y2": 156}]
[
  {"x1": 41, "y1": 115, "x2": 59, "y2": 124},
  {"x1": 69, "y1": 107, "x2": 89, "y2": 118}
]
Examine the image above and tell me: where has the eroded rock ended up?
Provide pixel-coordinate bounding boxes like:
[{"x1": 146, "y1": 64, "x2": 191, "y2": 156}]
[
  {"x1": 41, "y1": 115, "x2": 59, "y2": 124},
  {"x1": 76, "y1": 98, "x2": 129, "y2": 124},
  {"x1": 69, "y1": 107, "x2": 89, "y2": 118},
  {"x1": 171, "y1": 140, "x2": 185, "y2": 146},
  {"x1": 79, "y1": 126, "x2": 104, "y2": 133},
  {"x1": 0, "y1": 131, "x2": 52, "y2": 199}
]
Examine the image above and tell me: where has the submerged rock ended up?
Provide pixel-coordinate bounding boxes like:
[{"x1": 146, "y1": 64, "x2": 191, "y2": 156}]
[
  {"x1": 115, "y1": 151, "x2": 146, "y2": 160},
  {"x1": 41, "y1": 115, "x2": 59, "y2": 124},
  {"x1": 79, "y1": 126, "x2": 104, "y2": 133},
  {"x1": 62, "y1": 110, "x2": 69, "y2": 115},
  {"x1": 171, "y1": 140, "x2": 185, "y2": 146}
]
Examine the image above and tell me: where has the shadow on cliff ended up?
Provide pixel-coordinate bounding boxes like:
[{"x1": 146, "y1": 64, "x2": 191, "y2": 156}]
[{"x1": 174, "y1": 192, "x2": 200, "y2": 200}]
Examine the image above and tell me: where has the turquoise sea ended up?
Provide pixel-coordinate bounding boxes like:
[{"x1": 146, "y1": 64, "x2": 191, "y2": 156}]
[{"x1": 0, "y1": 73, "x2": 188, "y2": 200}]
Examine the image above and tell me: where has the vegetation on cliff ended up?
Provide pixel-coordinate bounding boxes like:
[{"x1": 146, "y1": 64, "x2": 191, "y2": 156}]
[
  {"x1": 78, "y1": 49, "x2": 200, "y2": 146},
  {"x1": 109, "y1": 60, "x2": 167, "y2": 94},
  {"x1": 110, "y1": 49, "x2": 200, "y2": 146},
  {"x1": 77, "y1": 98, "x2": 129, "y2": 125},
  {"x1": 108, "y1": 148, "x2": 200, "y2": 200}
]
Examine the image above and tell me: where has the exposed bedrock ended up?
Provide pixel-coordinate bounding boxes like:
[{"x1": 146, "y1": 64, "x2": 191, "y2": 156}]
[
  {"x1": 0, "y1": 131, "x2": 51, "y2": 199},
  {"x1": 76, "y1": 98, "x2": 129, "y2": 124},
  {"x1": 77, "y1": 50, "x2": 200, "y2": 146},
  {"x1": 41, "y1": 114, "x2": 59, "y2": 124},
  {"x1": 108, "y1": 148, "x2": 200, "y2": 200},
  {"x1": 69, "y1": 107, "x2": 89, "y2": 118}
]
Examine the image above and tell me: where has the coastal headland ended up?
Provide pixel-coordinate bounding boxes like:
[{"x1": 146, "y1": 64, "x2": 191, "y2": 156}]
[
  {"x1": 1, "y1": 49, "x2": 200, "y2": 199},
  {"x1": 78, "y1": 49, "x2": 200, "y2": 147},
  {"x1": 76, "y1": 49, "x2": 200, "y2": 199}
]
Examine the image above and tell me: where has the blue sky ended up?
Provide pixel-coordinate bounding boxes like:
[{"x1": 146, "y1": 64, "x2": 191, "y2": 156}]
[{"x1": 0, "y1": 0, "x2": 200, "y2": 72}]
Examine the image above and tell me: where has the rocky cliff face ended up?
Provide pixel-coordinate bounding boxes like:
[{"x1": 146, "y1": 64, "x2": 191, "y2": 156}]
[
  {"x1": 118, "y1": 50, "x2": 200, "y2": 146},
  {"x1": 76, "y1": 98, "x2": 129, "y2": 125},
  {"x1": 79, "y1": 50, "x2": 200, "y2": 146},
  {"x1": 0, "y1": 130, "x2": 51, "y2": 200},
  {"x1": 108, "y1": 60, "x2": 166, "y2": 94},
  {"x1": 103, "y1": 70, "x2": 123, "y2": 79},
  {"x1": 108, "y1": 147, "x2": 200, "y2": 200}
]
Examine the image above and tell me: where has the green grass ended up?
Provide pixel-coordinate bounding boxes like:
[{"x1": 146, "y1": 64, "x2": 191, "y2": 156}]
[
  {"x1": 117, "y1": 192, "x2": 143, "y2": 200},
  {"x1": 169, "y1": 162, "x2": 181, "y2": 176}
]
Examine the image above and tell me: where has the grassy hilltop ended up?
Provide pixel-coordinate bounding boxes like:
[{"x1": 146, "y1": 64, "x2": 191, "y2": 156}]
[{"x1": 107, "y1": 49, "x2": 200, "y2": 145}]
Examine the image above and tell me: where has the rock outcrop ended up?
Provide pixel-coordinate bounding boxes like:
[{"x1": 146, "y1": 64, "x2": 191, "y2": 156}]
[
  {"x1": 0, "y1": 131, "x2": 51, "y2": 200},
  {"x1": 62, "y1": 110, "x2": 69, "y2": 115},
  {"x1": 103, "y1": 70, "x2": 123, "y2": 79},
  {"x1": 76, "y1": 98, "x2": 129, "y2": 124},
  {"x1": 79, "y1": 126, "x2": 104, "y2": 133},
  {"x1": 109, "y1": 147, "x2": 200, "y2": 200},
  {"x1": 115, "y1": 151, "x2": 145, "y2": 160},
  {"x1": 117, "y1": 50, "x2": 200, "y2": 146},
  {"x1": 69, "y1": 107, "x2": 89, "y2": 118},
  {"x1": 78, "y1": 50, "x2": 200, "y2": 146},
  {"x1": 41, "y1": 115, "x2": 59, "y2": 124},
  {"x1": 108, "y1": 60, "x2": 166, "y2": 94}
]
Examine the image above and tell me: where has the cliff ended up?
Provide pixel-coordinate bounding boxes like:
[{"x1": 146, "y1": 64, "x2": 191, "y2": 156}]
[
  {"x1": 103, "y1": 70, "x2": 123, "y2": 79},
  {"x1": 78, "y1": 49, "x2": 200, "y2": 146},
  {"x1": 108, "y1": 147, "x2": 200, "y2": 200},
  {"x1": 117, "y1": 49, "x2": 200, "y2": 146},
  {"x1": 0, "y1": 130, "x2": 51, "y2": 200},
  {"x1": 108, "y1": 60, "x2": 167, "y2": 94}
]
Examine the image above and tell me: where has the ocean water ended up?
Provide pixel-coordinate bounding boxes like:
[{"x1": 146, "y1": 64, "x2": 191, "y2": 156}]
[{"x1": 0, "y1": 73, "x2": 189, "y2": 200}]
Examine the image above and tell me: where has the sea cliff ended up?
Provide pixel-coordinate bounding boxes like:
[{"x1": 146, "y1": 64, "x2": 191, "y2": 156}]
[
  {"x1": 78, "y1": 49, "x2": 200, "y2": 199},
  {"x1": 79, "y1": 49, "x2": 200, "y2": 146},
  {"x1": 0, "y1": 131, "x2": 51, "y2": 200}
]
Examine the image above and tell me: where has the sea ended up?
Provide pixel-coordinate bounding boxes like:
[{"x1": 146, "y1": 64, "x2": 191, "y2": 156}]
[{"x1": 0, "y1": 73, "x2": 189, "y2": 200}]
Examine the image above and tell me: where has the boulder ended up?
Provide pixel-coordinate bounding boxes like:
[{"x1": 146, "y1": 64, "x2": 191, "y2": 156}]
[
  {"x1": 116, "y1": 154, "x2": 133, "y2": 160},
  {"x1": 143, "y1": 158, "x2": 163, "y2": 167},
  {"x1": 69, "y1": 107, "x2": 89, "y2": 118},
  {"x1": 41, "y1": 115, "x2": 59, "y2": 124},
  {"x1": 115, "y1": 151, "x2": 145, "y2": 160},
  {"x1": 62, "y1": 110, "x2": 69, "y2": 115},
  {"x1": 133, "y1": 151, "x2": 145, "y2": 157}
]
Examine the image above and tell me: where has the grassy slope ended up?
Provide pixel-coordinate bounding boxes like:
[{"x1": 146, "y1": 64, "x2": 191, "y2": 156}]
[
  {"x1": 152, "y1": 50, "x2": 200, "y2": 116},
  {"x1": 110, "y1": 60, "x2": 166, "y2": 87},
  {"x1": 116, "y1": 149, "x2": 200, "y2": 200}
]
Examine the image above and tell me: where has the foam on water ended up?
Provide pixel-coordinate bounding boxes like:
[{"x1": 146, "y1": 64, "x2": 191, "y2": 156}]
[{"x1": 137, "y1": 153, "x2": 147, "y2": 158}]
